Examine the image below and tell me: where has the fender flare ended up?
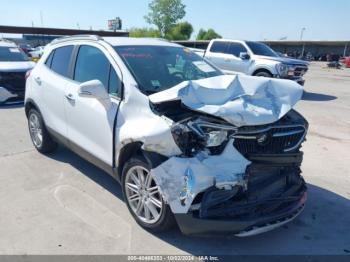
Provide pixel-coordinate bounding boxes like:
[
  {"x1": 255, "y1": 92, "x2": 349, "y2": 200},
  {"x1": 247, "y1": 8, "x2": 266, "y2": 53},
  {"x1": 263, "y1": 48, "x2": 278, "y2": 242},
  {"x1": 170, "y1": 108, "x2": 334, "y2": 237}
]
[{"x1": 116, "y1": 142, "x2": 169, "y2": 180}]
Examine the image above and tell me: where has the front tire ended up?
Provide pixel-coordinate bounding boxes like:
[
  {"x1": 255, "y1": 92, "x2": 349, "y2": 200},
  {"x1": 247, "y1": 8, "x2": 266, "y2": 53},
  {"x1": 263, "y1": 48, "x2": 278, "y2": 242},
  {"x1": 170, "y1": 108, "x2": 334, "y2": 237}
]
[
  {"x1": 122, "y1": 155, "x2": 175, "y2": 232},
  {"x1": 254, "y1": 71, "x2": 273, "y2": 78},
  {"x1": 28, "y1": 108, "x2": 57, "y2": 153}
]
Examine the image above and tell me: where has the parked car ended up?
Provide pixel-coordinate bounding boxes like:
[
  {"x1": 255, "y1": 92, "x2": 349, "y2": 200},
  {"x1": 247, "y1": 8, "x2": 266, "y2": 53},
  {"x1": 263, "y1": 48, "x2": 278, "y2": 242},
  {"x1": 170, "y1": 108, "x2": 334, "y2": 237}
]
[
  {"x1": 25, "y1": 36, "x2": 308, "y2": 236},
  {"x1": 0, "y1": 39, "x2": 35, "y2": 104},
  {"x1": 201, "y1": 39, "x2": 309, "y2": 86},
  {"x1": 28, "y1": 46, "x2": 45, "y2": 58},
  {"x1": 327, "y1": 61, "x2": 342, "y2": 69},
  {"x1": 19, "y1": 44, "x2": 34, "y2": 55},
  {"x1": 340, "y1": 56, "x2": 350, "y2": 68}
]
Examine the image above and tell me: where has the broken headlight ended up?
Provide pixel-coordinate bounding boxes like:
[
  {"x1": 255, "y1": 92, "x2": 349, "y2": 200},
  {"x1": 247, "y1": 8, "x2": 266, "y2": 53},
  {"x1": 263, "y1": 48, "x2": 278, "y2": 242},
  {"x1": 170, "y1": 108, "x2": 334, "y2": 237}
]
[
  {"x1": 205, "y1": 130, "x2": 228, "y2": 147},
  {"x1": 171, "y1": 117, "x2": 237, "y2": 157}
]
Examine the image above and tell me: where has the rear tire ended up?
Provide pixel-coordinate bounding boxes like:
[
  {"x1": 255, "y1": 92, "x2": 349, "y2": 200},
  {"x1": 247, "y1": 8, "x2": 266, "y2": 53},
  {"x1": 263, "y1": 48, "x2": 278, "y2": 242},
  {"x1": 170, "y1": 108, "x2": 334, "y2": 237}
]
[
  {"x1": 122, "y1": 155, "x2": 175, "y2": 232},
  {"x1": 28, "y1": 108, "x2": 57, "y2": 153}
]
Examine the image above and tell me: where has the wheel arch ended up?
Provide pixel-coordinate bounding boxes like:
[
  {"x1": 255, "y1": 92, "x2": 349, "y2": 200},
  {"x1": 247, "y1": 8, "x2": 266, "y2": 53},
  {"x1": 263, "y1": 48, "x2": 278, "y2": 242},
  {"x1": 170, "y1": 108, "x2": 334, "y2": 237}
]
[
  {"x1": 117, "y1": 142, "x2": 169, "y2": 180},
  {"x1": 252, "y1": 68, "x2": 273, "y2": 77},
  {"x1": 25, "y1": 99, "x2": 41, "y2": 118},
  {"x1": 117, "y1": 142, "x2": 143, "y2": 180}
]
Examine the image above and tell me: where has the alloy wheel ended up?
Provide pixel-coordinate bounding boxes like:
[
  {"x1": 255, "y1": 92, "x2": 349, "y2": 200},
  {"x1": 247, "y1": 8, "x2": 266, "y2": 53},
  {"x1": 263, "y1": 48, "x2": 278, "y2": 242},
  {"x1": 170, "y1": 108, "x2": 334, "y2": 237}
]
[
  {"x1": 125, "y1": 166, "x2": 163, "y2": 224},
  {"x1": 29, "y1": 113, "x2": 43, "y2": 148}
]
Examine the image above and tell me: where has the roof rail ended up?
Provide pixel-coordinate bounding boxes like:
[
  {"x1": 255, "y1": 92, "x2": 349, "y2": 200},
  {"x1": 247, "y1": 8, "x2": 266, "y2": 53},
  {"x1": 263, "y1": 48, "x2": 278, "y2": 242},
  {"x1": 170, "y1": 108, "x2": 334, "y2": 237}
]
[{"x1": 50, "y1": 35, "x2": 102, "y2": 45}]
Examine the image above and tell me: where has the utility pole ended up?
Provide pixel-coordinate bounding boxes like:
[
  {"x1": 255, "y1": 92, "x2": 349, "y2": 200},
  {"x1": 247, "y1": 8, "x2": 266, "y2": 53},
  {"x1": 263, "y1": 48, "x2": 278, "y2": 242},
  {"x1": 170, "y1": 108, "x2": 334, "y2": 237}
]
[
  {"x1": 344, "y1": 43, "x2": 348, "y2": 57},
  {"x1": 40, "y1": 11, "x2": 44, "y2": 27},
  {"x1": 300, "y1": 27, "x2": 306, "y2": 58},
  {"x1": 300, "y1": 27, "x2": 306, "y2": 40}
]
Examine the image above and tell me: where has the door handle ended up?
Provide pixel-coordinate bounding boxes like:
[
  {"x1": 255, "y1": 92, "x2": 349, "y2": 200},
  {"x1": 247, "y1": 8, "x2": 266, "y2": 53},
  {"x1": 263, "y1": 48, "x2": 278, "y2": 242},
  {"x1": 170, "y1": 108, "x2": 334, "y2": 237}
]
[
  {"x1": 65, "y1": 93, "x2": 75, "y2": 102},
  {"x1": 34, "y1": 76, "x2": 42, "y2": 85}
]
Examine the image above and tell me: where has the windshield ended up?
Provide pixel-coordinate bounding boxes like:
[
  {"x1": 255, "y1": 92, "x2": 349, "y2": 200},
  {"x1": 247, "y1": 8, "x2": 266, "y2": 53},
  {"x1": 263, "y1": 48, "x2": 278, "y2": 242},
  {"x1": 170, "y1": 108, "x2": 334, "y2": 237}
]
[
  {"x1": 0, "y1": 47, "x2": 29, "y2": 62},
  {"x1": 246, "y1": 41, "x2": 278, "y2": 57},
  {"x1": 114, "y1": 45, "x2": 223, "y2": 95}
]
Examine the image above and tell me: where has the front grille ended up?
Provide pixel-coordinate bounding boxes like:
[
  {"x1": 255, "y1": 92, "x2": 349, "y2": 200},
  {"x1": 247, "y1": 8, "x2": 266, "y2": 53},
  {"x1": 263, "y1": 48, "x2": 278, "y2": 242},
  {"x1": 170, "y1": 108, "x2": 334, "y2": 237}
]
[
  {"x1": 233, "y1": 125, "x2": 306, "y2": 155},
  {"x1": 0, "y1": 71, "x2": 26, "y2": 92},
  {"x1": 293, "y1": 66, "x2": 308, "y2": 77}
]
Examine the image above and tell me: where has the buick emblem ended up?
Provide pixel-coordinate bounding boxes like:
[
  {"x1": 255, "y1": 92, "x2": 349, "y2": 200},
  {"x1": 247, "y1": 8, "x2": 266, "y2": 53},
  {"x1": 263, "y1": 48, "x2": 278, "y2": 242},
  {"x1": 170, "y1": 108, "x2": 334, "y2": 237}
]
[{"x1": 257, "y1": 133, "x2": 269, "y2": 145}]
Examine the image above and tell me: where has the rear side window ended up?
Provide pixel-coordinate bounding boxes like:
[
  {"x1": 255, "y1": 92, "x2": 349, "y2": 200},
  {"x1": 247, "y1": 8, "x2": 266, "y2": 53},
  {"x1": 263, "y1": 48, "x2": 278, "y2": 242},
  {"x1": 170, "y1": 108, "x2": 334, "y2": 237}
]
[
  {"x1": 227, "y1": 43, "x2": 248, "y2": 57},
  {"x1": 50, "y1": 46, "x2": 73, "y2": 77},
  {"x1": 210, "y1": 41, "x2": 229, "y2": 54},
  {"x1": 45, "y1": 51, "x2": 54, "y2": 67},
  {"x1": 74, "y1": 45, "x2": 110, "y2": 89}
]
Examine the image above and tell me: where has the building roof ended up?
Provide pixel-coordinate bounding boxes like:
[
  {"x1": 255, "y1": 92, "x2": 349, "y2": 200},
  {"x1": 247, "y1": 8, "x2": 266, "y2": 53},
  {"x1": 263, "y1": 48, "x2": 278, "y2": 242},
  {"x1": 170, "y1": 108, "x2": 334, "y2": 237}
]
[
  {"x1": 0, "y1": 25, "x2": 129, "y2": 37},
  {"x1": 263, "y1": 40, "x2": 350, "y2": 46},
  {"x1": 174, "y1": 40, "x2": 350, "y2": 47}
]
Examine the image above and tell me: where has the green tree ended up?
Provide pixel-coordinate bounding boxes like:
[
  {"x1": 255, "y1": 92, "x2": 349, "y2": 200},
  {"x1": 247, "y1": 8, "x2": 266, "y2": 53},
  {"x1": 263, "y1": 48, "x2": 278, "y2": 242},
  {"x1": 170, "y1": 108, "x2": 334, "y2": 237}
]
[
  {"x1": 196, "y1": 28, "x2": 222, "y2": 40},
  {"x1": 197, "y1": 29, "x2": 207, "y2": 40},
  {"x1": 166, "y1": 21, "x2": 193, "y2": 40},
  {"x1": 129, "y1": 27, "x2": 161, "y2": 38},
  {"x1": 144, "y1": 0, "x2": 186, "y2": 37}
]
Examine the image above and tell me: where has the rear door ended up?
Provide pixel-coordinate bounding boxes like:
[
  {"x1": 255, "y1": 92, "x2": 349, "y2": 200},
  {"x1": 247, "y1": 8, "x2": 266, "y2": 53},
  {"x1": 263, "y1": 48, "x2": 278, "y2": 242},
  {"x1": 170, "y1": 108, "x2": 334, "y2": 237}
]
[
  {"x1": 205, "y1": 41, "x2": 230, "y2": 70},
  {"x1": 34, "y1": 45, "x2": 74, "y2": 138},
  {"x1": 64, "y1": 44, "x2": 122, "y2": 168}
]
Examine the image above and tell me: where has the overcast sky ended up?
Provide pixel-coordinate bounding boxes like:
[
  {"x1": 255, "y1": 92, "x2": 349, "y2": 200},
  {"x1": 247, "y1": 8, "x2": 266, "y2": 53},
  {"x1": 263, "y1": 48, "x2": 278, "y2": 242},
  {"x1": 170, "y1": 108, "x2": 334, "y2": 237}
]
[{"x1": 1, "y1": 0, "x2": 349, "y2": 40}]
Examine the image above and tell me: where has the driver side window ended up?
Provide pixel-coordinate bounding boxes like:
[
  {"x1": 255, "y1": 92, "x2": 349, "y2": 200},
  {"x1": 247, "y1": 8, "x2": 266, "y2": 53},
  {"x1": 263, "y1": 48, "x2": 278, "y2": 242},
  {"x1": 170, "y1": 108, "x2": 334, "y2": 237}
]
[
  {"x1": 74, "y1": 45, "x2": 122, "y2": 97},
  {"x1": 227, "y1": 43, "x2": 248, "y2": 57}
]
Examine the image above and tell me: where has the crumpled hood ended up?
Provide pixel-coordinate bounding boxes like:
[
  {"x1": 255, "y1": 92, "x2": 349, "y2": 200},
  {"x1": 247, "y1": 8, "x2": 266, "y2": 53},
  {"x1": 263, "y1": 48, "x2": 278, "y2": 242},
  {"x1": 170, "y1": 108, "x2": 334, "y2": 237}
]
[
  {"x1": 149, "y1": 75, "x2": 303, "y2": 127},
  {"x1": 0, "y1": 61, "x2": 35, "y2": 72},
  {"x1": 256, "y1": 55, "x2": 309, "y2": 66}
]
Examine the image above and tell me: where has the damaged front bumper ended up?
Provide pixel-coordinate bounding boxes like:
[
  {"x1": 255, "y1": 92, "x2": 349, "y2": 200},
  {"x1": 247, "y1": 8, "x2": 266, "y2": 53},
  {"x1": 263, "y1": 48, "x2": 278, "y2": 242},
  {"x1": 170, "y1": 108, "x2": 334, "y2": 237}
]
[
  {"x1": 174, "y1": 153, "x2": 307, "y2": 236},
  {"x1": 175, "y1": 193, "x2": 306, "y2": 236}
]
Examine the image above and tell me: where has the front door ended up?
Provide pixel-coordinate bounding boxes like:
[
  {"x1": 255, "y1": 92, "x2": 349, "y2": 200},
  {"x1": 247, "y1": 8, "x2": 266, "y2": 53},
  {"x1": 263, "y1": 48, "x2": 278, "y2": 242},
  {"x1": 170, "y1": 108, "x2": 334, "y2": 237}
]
[
  {"x1": 64, "y1": 44, "x2": 123, "y2": 167},
  {"x1": 225, "y1": 42, "x2": 251, "y2": 74}
]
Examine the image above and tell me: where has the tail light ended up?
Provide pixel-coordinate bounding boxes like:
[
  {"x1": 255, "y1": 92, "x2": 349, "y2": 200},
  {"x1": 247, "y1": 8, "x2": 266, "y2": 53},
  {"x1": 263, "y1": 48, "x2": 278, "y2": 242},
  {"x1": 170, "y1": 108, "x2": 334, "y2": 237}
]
[{"x1": 25, "y1": 70, "x2": 32, "y2": 80}]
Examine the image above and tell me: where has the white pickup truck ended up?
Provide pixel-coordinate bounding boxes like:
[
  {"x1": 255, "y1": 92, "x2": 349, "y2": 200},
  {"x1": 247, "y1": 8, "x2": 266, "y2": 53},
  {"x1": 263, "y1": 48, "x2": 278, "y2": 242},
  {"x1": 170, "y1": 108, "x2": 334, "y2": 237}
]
[{"x1": 195, "y1": 39, "x2": 309, "y2": 86}]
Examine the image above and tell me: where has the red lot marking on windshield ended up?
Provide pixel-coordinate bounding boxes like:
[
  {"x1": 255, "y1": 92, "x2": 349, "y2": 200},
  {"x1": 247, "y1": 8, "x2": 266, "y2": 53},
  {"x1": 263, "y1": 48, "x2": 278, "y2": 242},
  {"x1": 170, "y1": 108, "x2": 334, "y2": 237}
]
[{"x1": 121, "y1": 53, "x2": 153, "y2": 59}]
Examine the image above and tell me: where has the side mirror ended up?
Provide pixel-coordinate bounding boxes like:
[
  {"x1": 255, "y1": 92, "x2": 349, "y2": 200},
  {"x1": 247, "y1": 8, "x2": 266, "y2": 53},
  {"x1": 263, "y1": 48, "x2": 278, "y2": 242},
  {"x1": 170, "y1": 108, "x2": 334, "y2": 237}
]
[
  {"x1": 78, "y1": 80, "x2": 109, "y2": 100},
  {"x1": 239, "y1": 52, "x2": 250, "y2": 60}
]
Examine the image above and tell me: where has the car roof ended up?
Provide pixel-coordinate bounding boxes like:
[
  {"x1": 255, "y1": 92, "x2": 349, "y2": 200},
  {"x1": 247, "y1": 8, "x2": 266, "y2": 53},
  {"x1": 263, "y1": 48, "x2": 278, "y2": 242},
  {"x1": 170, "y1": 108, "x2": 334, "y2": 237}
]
[
  {"x1": 102, "y1": 37, "x2": 181, "y2": 48},
  {"x1": 49, "y1": 35, "x2": 183, "y2": 49},
  {"x1": 212, "y1": 39, "x2": 246, "y2": 43}
]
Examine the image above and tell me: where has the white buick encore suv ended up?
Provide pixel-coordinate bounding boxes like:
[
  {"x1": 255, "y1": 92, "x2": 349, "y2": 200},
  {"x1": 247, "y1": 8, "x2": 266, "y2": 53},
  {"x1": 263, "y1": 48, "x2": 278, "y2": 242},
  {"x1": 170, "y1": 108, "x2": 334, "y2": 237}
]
[{"x1": 25, "y1": 35, "x2": 308, "y2": 236}]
